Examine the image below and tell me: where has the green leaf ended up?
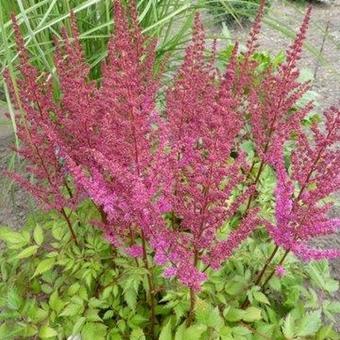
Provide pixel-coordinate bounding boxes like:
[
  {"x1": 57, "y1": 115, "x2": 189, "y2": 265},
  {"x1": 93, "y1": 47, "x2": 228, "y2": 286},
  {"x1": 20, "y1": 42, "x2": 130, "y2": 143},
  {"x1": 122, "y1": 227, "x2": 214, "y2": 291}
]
[
  {"x1": 174, "y1": 322, "x2": 207, "y2": 340},
  {"x1": 33, "y1": 224, "x2": 44, "y2": 245},
  {"x1": 81, "y1": 322, "x2": 107, "y2": 340},
  {"x1": 184, "y1": 324, "x2": 207, "y2": 339},
  {"x1": 159, "y1": 319, "x2": 172, "y2": 340},
  {"x1": 232, "y1": 326, "x2": 252, "y2": 336},
  {"x1": 60, "y1": 303, "x2": 84, "y2": 317},
  {"x1": 196, "y1": 299, "x2": 224, "y2": 329},
  {"x1": 103, "y1": 310, "x2": 114, "y2": 320},
  {"x1": 124, "y1": 288, "x2": 137, "y2": 310},
  {"x1": 316, "y1": 325, "x2": 334, "y2": 340},
  {"x1": 130, "y1": 328, "x2": 146, "y2": 340},
  {"x1": 242, "y1": 307, "x2": 262, "y2": 322},
  {"x1": 38, "y1": 325, "x2": 58, "y2": 338},
  {"x1": 72, "y1": 317, "x2": 86, "y2": 335},
  {"x1": 7, "y1": 287, "x2": 23, "y2": 311},
  {"x1": 85, "y1": 308, "x2": 102, "y2": 322},
  {"x1": 174, "y1": 323, "x2": 186, "y2": 340},
  {"x1": 253, "y1": 291, "x2": 270, "y2": 305},
  {"x1": 282, "y1": 313, "x2": 295, "y2": 339},
  {"x1": 224, "y1": 307, "x2": 244, "y2": 322},
  {"x1": 306, "y1": 261, "x2": 339, "y2": 293},
  {"x1": 225, "y1": 280, "x2": 244, "y2": 296},
  {"x1": 15, "y1": 245, "x2": 39, "y2": 259},
  {"x1": 49, "y1": 291, "x2": 65, "y2": 314},
  {"x1": 52, "y1": 223, "x2": 66, "y2": 241},
  {"x1": 67, "y1": 283, "x2": 81, "y2": 296},
  {"x1": 325, "y1": 301, "x2": 340, "y2": 314},
  {"x1": 32, "y1": 258, "x2": 56, "y2": 277},
  {"x1": 296, "y1": 310, "x2": 321, "y2": 337},
  {"x1": 20, "y1": 324, "x2": 38, "y2": 337},
  {"x1": 0, "y1": 226, "x2": 28, "y2": 247}
]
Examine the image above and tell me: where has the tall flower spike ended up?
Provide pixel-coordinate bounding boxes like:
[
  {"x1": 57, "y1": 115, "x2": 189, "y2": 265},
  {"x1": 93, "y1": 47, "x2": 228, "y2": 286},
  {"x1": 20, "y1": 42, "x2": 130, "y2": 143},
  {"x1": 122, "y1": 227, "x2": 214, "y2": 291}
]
[
  {"x1": 268, "y1": 107, "x2": 340, "y2": 261},
  {"x1": 156, "y1": 13, "x2": 259, "y2": 289},
  {"x1": 53, "y1": 12, "x2": 100, "y2": 169},
  {"x1": 5, "y1": 15, "x2": 80, "y2": 212},
  {"x1": 248, "y1": 6, "x2": 313, "y2": 165},
  {"x1": 5, "y1": 15, "x2": 81, "y2": 243},
  {"x1": 245, "y1": 0, "x2": 266, "y2": 58},
  {"x1": 54, "y1": 0, "x2": 167, "y2": 254}
]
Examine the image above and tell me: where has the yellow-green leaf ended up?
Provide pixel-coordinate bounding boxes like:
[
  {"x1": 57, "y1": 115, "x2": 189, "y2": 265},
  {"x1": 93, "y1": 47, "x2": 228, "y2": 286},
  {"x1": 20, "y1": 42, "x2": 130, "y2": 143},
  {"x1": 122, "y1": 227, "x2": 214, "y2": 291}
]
[
  {"x1": 159, "y1": 319, "x2": 172, "y2": 340},
  {"x1": 32, "y1": 258, "x2": 56, "y2": 277},
  {"x1": 15, "y1": 245, "x2": 39, "y2": 259},
  {"x1": 39, "y1": 325, "x2": 58, "y2": 338},
  {"x1": 33, "y1": 224, "x2": 44, "y2": 245},
  {"x1": 242, "y1": 307, "x2": 262, "y2": 322}
]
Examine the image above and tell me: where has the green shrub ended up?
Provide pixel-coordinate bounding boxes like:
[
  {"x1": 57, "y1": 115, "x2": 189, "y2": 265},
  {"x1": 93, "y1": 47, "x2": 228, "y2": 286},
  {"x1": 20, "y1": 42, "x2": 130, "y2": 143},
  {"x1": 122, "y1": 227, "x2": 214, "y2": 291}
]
[{"x1": 207, "y1": 0, "x2": 271, "y2": 24}]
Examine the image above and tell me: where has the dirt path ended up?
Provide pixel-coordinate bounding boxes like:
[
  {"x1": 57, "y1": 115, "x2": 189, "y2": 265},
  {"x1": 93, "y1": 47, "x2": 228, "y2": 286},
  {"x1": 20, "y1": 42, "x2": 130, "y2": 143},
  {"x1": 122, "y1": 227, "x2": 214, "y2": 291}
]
[{"x1": 0, "y1": 109, "x2": 32, "y2": 229}]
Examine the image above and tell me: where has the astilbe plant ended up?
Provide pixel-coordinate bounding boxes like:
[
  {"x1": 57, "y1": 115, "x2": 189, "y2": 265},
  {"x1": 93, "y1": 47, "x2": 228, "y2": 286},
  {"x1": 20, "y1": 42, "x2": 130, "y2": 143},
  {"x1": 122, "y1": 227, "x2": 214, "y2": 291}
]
[
  {"x1": 269, "y1": 107, "x2": 340, "y2": 262},
  {"x1": 153, "y1": 15, "x2": 258, "y2": 281},
  {"x1": 4, "y1": 15, "x2": 81, "y2": 243},
  {"x1": 6, "y1": 0, "x2": 340, "y2": 334},
  {"x1": 248, "y1": 6, "x2": 313, "y2": 166}
]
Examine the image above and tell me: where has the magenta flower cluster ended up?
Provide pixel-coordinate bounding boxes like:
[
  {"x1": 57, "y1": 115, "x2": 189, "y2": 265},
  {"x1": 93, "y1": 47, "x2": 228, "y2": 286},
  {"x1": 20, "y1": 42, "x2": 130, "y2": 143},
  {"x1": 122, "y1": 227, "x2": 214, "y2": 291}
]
[{"x1": 6, "y1": 0, "x2": 339, "y2": 290}]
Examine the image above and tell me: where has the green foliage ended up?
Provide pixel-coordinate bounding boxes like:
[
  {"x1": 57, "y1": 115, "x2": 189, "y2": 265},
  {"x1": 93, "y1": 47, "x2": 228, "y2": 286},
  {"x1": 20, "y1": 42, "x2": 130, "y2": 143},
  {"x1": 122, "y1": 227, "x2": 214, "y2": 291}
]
[
  {"x1": 206, "y1": 0, "x2": 271, "y2": 25},
  {"x1": 1, "y1": 199, "x2": 339, "y2": 339}
]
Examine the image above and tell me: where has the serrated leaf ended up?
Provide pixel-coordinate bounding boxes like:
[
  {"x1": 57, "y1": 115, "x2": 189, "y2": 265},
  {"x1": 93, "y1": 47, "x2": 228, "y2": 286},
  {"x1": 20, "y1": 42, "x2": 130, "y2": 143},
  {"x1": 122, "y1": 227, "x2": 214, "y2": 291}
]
[
  {"x1": 49, "y1": 291, "x2": 65, "y2": 314},
  {"x1": 39, "y1": 325, "x2": 58, "y2": 338},
  {"x1": 72, "y1": 317, "x2": 86, "y2": 335},
  {"x1": 325, "y1": 301, "x2": 340, "y2": 314},
  {"x1": 15, "y1": 245, "x2": 38, "y2": 259},
  {"x1": 232, "y1": 326, "x2": 251, "y2": 336},
  {"x1": 0, "y1": 227, "x2": 28, "y2": 246},
  {"x1": 174, "y1": 322, "x2": 207, "y2": 340},
  {"x1": 282, "y1": 313, "x2": 295, "y2": 339},
  {"x1": 296, "y1": 310, "x2": 321, "y2": 337},
  {"x1": 81, "y1": 322, "x2": 107, "y2": 340},
  {"x1": 103, "y1": 310, "x2": 114, "y2": 320},
  {"x1": 130, "y1": 328, "x2": 145, "y2": 340},
  {"x1": 159, "y1": 319, "x2": 172, "y2": 340},
  {"x1": 67, "y1": 283, "x2": 81, "y2": 296},
  {"x1": 33, "y1": 224, "x2": 44, "y2": 245},
  {"x1": 306, "y1": 261, "x2": 339, "y2": 293},
  {"x1": 7, "y1": 288, "x2": 23, "y2": 311},
  {"x1": 52, "y1": 223, "x2": 66, "y2": 241},
  {"x1": 85, "y1": 308, "x2": 102, "y2": 322},
  {"x1": 124, "y1": 288, "x2": 137, "y2": 310},
  {"x1": 196, "y1": 300, "x2": 223, "y2": 329},
  {"x1": 253, "y1": 291, "x2": 270, "y2": 305},
  {"x1": 174, "y1": 323, "x2": 186, "y2": 340},
  {"x1": 184, "y1": 324, "x2": 207, "y2": 339},
  {"x1": 224, "y1": 307, "x2": 244, "y2": 322},
  {"x1": 32, "y1": 258, "x2": 56, "y2": 277},
  {"x1": 60, "y1": 303, "x2": 84, "y2": 317},
  {"x1": 242, "y1": 307, "x2": 262, "y2": 322}
]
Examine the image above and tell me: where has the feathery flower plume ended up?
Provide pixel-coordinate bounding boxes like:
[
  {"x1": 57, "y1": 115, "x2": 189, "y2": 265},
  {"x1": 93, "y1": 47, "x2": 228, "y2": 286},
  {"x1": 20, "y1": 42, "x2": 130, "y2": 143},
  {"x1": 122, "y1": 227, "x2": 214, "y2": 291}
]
[
  {"x1": 4, "y1": 15, "x2": 81, "y2": 242},
  {"x1": 156, "y1": 14, "x2": 259, "y2": 289},
  {"x1": 5, "y1": 15, "x2": 80, "y2": 212},
  {"x1": 268, "y1": 107, "x2": 340, "y2": 261},
  {"x1": 248, "y1": 6, "x2": 313, "y2": 165}
]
